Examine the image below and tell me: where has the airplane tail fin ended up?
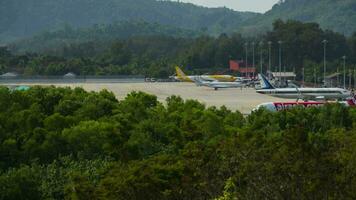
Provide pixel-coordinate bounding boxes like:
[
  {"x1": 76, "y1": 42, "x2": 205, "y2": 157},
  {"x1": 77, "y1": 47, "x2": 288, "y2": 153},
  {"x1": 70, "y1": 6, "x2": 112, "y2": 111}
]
[
  {"x1": 258, "y1": 73, "x2": 275, "y2": 89},
  {"x1": 175, "y1": 66, "x2": 187, "y2": 79},
  {"x1": 175, "y1": 66, "x2": 194, "y2": 82}
]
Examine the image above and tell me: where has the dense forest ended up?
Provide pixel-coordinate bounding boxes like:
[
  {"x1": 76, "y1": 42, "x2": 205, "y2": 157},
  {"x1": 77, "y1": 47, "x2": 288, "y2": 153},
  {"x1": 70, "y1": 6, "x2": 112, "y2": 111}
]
[
  {"x1": 0, "y1": 86, "x2": 355, "y2": 199},
  {"x1": 2, "y1": 20, "x2": 356, "y2": 82}
]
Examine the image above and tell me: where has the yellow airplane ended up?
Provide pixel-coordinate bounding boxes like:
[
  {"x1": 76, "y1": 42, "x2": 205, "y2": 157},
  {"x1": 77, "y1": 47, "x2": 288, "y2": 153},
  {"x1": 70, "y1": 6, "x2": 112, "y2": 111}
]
[{"x1": 173, "y1": 66, "x2": 237, "y2": 82}]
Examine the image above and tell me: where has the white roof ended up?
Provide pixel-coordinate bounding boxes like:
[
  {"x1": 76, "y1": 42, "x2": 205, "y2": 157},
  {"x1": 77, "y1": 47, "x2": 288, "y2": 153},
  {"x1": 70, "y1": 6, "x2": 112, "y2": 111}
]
[
  {"x1": 271, "y1": 72, "x2": 296, "y2": 78},
  {"x1": 63, "y1": 72, "x2": 76, "y2": 77},
  {"x1": 1, "y1": 72, "x2": 18, "y2": 77}
]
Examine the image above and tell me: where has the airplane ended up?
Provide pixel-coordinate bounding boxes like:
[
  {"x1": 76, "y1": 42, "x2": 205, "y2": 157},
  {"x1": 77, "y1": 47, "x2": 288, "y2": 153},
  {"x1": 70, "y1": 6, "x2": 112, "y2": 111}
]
[
  {"x1": 253, "y1": 96, "x2": 356, "y2": 112},
  {"x1": 194, "y1": 77, "x2": 245, "y2": 90},
  {"x1": 172, "y1": 66, "x2": 237, "y2": 82},
  {"x1": 256, "y1": 74, "x2": 352, "y2": 100}
]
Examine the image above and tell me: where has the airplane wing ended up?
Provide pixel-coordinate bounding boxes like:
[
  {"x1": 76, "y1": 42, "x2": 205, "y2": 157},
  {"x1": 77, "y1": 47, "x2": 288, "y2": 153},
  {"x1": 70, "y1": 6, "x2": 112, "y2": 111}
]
[
  {"x1": 298, "y1": 94, "x2": 327, "y2": 101},
  {"x1": 193, "y1": 76, "x2": 210, "y2": 87}
]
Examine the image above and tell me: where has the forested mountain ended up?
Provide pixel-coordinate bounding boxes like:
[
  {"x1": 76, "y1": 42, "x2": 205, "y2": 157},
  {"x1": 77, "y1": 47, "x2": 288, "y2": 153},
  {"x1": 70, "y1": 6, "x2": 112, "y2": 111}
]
[
  {"x1": 2, "y1": 0, "x2": 356, "y2": 44},
  {"x1": 10, "y1": 21, "x2": 199, "y2": 54},
  {"x1": 241, "y1": 0, "x2": 356, "y2": 36},
  {"x1": 0, "y1": 0, "x2": 258, "y2": 43}
]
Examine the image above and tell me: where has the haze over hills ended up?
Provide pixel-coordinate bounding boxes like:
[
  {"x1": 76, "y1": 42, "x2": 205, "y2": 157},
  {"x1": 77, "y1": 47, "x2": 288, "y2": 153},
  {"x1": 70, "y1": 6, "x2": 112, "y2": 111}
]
[
  {"x1": 0, "y1": 0, "x2": 258, "y2": 43},
  {"x1": 241, "y1": 0, "x2": 356, "y2": 36}
]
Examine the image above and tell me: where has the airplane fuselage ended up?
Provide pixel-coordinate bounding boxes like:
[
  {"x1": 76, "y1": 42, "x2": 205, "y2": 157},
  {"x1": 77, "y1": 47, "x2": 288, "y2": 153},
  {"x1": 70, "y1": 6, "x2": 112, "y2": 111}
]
[
  {"x1": 254, "y1": 98, "x2": 356, "y2": 112},
  {"x1": 198, "y1": 80, "x2": 244, "y2": 90},
  {"x1": 174, "y1": 75, "x2": 236, "y2": 82},
  {"x1": 256, "y1": 88, "x2": 351, "y2": 99}
]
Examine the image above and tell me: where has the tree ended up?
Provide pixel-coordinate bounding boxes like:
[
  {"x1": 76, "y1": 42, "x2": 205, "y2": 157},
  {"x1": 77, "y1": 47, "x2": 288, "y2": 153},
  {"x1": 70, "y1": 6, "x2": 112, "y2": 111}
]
[{"x1": 0, "y1": 165, "x2": 41, "y2": 200}]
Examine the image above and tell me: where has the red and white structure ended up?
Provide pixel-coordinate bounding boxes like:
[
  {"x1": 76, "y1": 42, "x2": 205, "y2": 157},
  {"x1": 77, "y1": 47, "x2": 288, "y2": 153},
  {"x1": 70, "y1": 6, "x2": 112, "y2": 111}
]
[{"x1": 254, "y1": 96, "x2": 356, "y2": 112}]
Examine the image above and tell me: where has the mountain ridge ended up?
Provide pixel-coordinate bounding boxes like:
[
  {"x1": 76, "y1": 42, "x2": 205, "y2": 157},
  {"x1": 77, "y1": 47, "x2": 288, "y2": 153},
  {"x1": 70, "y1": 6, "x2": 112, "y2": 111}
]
[
  {"x1": 0, "y1": 0, "x2": 259, "y2": 43},
  {"x1": 1, "y1": 0, "x2": 356, "y2": 44},
  {"x1": 240, "y1": 0, "x2": 356, "y2": 36},
  {"x1": 9, "y1": 21, "x2": 199, "y2": 54}
]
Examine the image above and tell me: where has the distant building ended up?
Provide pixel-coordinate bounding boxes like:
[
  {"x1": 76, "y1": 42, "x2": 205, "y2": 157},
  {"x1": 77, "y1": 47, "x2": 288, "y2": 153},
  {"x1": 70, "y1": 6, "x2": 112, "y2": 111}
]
[
  {"x1": 0, "y1": 72, "x2": 18, "y2": 78},
  {"x1": 325, "y1": 73, "x2": 341, "y2": 87},
  {"x1": 63, "y1": 72, "x2": 76, "y2": 78},
  {"x1": 229, "y1": 60, "x2": 256, "y2": 77},
  {"x1": 229, "y1": 60, "x2": 240, "y2": 71}
]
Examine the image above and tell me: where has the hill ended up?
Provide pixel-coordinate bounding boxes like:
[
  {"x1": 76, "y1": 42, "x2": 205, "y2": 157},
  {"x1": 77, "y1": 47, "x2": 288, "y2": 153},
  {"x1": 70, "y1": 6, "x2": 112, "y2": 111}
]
[
  {"x1": 0, "y1": 0, "x2": 258, "y2": 43},
  {"x1": 241, "y1": 0, "x2": 356, "y2": 36},
  {"x1": 9, "y1": 21, "x2": 199, "y2": 54}
]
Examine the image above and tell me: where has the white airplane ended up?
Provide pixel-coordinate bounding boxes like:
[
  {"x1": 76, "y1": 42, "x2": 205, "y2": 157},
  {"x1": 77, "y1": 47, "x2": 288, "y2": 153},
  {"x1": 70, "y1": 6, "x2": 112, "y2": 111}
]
[
  {"x1": 256, "y1": 74, "x2": 351, "y2": 100},
  {"x1": 172, "y1": 66, "x2": 237, "y2": 82},
  {"x1": 194, "y1": 77, "x2": 245, "y2": 90},
  {"x1": 253, "y1": 96, "x2": 356, "y2": 112}
]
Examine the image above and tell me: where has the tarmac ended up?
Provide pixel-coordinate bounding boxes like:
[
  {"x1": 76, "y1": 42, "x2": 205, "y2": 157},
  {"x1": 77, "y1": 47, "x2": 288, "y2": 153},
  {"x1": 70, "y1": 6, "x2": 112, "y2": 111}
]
[{"x1": 2, "y1": 82, "x2": 289, "y2": 114}]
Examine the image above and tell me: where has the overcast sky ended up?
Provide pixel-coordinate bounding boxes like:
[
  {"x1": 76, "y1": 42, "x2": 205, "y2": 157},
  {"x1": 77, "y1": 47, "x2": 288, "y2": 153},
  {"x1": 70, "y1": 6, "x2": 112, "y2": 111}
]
[{"x1": 181, "y1": 0, "x2": 280, "y2": 13}]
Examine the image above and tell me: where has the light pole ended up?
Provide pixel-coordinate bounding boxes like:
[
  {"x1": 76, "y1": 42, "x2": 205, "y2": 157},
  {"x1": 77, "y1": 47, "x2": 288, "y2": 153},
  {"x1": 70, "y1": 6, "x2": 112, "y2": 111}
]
[
  {"x1": 314, "y1": 67, "x2": 317, "y2": 87},
  {"x1": 252, "y1": 42, "x2": 255, "y2": 78},
  {"x1": 302, "y1": 67, "x2": 305, "y2": 87},
  {"x1": 337, "y1": 68, "x2": 339, "y2": 87},
  {"x1": 268, "y1": 41, "x2": 272, "y2": 77},
  {"x1": 259, "y1": 41, "x2": 264, "y2": 75},
  {"x1": 342, "y1": 56, "x2": 346, "y2": 89},
  {"x1": 354, "y1": 68, "x2": 356, "y2": 89},
  {"x1": 354, "y1": 69, "x2": 356, "y2": 89},
  {"x1": 322, "y1": 40, "x2": 328, "y2": 86},
  {"x1": 245, "y1": 42, "x2": 248, "y2": 78},
  {"x1": 278, "y1": 40, "x2": 282, "y2": 84},
  {"x1": 349, "y1": 69, "x2": 352, "y2": 89}
]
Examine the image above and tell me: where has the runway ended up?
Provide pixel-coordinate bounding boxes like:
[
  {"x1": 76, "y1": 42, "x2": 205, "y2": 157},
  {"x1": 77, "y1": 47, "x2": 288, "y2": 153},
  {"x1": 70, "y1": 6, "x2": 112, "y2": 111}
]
[{"x1": 2, "y1": 82, "x2": 289, "y2": 114}]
